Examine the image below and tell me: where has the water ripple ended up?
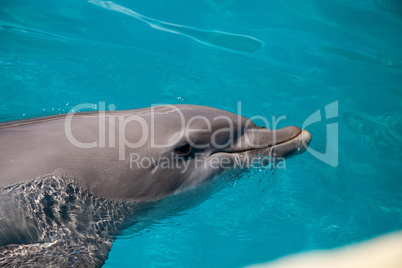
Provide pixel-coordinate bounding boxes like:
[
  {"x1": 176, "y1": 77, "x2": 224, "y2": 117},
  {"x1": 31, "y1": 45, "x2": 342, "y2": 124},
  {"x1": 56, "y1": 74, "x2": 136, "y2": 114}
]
[
  {"x1": 361, "y1": 195, "x2": 402, "y2": 215},
  {"x1": 316, "y1": 45, "x2": 401, "y2": 67},
  {"x1": 0, "y1": 24, "x2": 61, "y2": 39},
  {"x1": 88, "y1": 0, "x2": 264, "y2": 53},
  {"x1": 344, "y1": 112, "x2": 402, "y2": 159},
  {"x1": 374, "y1": 0, "x2": 402, "y2": 17}
]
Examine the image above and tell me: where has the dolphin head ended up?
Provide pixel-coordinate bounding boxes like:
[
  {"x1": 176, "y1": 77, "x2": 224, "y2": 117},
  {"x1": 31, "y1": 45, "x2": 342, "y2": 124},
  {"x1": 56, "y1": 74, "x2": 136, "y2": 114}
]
[{"x1": 126, "y1": 105, "x2": 311, "y2": 201}]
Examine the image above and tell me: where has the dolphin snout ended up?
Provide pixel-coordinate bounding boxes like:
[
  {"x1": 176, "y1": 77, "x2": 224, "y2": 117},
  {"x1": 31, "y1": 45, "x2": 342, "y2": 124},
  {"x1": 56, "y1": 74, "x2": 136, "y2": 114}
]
[
  {"x1": 272, "y1": 128, "x2": 312, "y2": 158},
  {"x1": 301, "y1": 129, "x2": 312, "y2": 148},
  {"x1": 220, "y1": 125, "x2": 311, "y2": 159},
  {"x1": 273, "y1": 126, "x2": 302, "y2": 144}
]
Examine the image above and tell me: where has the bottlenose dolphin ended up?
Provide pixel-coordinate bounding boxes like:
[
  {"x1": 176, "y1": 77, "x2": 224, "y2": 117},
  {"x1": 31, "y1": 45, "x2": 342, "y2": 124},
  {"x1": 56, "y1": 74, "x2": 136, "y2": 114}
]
[{"x1": 0, "y1": 105, "x2": 311, "y2": 267}]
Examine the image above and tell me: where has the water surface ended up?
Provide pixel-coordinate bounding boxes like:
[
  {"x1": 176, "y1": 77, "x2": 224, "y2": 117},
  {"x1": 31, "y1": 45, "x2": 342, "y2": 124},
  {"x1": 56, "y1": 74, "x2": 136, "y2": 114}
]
[{"x1": 0, "y1": 0, "x2": 401, "y2": 267}]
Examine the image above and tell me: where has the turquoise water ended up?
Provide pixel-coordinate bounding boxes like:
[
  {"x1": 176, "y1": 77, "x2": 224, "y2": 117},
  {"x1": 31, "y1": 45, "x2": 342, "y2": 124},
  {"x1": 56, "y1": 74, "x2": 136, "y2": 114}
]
[{"x1": 1, "y1": 0, "x2": 402, "y2": 267}]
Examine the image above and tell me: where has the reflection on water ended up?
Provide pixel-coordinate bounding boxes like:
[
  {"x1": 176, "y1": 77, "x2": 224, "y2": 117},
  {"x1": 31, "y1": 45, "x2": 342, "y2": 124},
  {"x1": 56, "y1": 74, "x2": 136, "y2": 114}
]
[
  {"x1": 361, "y1": 195, "x2": 402, "y2": 215},
  {"x1": 88, "y1": 0, "x2": 264, "y2": 53},
  {"x1": 0, "y1": 25, "x2": 61, "y2": 38},
  {"x1": 0, "y1": 174, "x2": 137, "y2": 267},
  {"x1": 374, "y1": 0, "x2": 402, "y2": 17},
  {"x1": 344, "y1": 112, "x2": 402, "y2": 159},
  {"x1": 316, "y1": 45, "x2": 400, "y2": 67}
]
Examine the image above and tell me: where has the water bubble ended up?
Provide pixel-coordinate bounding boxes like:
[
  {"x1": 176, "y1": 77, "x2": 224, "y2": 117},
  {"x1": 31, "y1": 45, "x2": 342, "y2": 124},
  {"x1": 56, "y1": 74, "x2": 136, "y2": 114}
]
[{"x1": 108, "y1": 104, "x2": 116, "y2": 111}]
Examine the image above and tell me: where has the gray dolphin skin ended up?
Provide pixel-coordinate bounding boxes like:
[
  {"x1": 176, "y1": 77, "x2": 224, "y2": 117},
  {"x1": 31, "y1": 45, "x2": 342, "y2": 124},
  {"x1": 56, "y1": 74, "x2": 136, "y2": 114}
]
[{"x1": 0, "y1": 105, "x2": 311, "y2": 267}]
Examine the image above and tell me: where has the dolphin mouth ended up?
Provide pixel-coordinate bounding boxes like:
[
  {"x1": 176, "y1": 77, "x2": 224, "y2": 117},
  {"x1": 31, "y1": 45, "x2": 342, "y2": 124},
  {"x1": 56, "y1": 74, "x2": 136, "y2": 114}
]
[
  {"x1": 216, "y1": 127, "x2": 311, "y2": 158},
  {"x1": 268, "y1": 129, "x2": 311, "y2": 158}
]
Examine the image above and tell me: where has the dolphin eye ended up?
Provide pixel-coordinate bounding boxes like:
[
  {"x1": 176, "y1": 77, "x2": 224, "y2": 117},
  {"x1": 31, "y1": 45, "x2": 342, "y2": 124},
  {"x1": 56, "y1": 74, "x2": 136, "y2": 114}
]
[{"x1": 175, "y1": 143, "x2": 192, "y2": 156}]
